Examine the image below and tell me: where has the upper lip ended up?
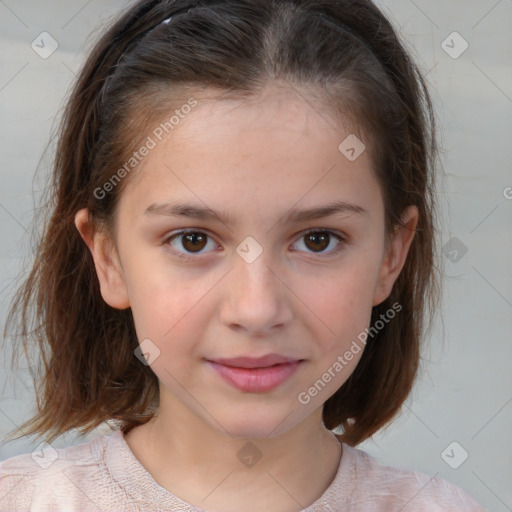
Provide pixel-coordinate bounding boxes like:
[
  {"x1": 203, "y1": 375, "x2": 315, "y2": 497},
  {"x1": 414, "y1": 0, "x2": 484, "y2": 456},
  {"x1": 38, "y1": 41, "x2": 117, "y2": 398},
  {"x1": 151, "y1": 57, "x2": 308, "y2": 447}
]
[{"x1": 208, "y1": 354, "x2": 302, "y2": 369}]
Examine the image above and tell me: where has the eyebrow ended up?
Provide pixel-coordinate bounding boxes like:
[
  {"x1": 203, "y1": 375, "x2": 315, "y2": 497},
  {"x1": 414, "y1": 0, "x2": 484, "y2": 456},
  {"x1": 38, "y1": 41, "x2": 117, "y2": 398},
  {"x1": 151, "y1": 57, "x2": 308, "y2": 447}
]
[{"x1": 143, "y1": 200, "x2": 367, "y2": 226}]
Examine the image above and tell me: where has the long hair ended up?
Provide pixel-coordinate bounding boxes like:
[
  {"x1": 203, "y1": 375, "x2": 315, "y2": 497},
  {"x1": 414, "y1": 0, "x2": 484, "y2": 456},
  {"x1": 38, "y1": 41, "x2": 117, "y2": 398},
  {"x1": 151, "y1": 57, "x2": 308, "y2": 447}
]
[{"x1": 3, "y1": 0, "x2": 441, "y2": 446}]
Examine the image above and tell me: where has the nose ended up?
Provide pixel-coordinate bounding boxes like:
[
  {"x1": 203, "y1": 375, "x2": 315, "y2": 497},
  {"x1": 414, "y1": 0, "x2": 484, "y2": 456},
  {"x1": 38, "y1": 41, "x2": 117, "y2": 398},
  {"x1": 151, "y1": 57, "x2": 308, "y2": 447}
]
[{"x1": 219, "y1": 247, "x2": 293, "y2": 337}]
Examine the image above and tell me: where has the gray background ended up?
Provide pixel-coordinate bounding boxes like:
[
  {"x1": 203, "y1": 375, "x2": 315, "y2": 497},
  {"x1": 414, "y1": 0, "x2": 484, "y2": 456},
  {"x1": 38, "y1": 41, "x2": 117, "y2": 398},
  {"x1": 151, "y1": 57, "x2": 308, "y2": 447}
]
[{"x1": 1, "y1": 1, "x2": 511, "y2": 510}]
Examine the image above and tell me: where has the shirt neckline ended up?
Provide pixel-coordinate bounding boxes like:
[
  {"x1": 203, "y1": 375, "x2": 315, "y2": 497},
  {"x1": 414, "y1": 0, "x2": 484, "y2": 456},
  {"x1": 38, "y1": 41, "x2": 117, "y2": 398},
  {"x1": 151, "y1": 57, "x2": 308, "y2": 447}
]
[{"x1": 103, "y1": 429, "x2": 357, "y2": 510}]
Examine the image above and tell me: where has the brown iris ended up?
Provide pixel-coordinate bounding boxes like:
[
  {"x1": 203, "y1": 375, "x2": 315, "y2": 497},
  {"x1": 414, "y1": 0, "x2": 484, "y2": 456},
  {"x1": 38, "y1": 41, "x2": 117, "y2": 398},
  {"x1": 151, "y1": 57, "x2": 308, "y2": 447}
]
[
  {"x1": 182, "y1": 232, "x2": 207, "y2": 253},
  {"x1": 303, "y1": 231, "x2": 330, "y2": 252}
]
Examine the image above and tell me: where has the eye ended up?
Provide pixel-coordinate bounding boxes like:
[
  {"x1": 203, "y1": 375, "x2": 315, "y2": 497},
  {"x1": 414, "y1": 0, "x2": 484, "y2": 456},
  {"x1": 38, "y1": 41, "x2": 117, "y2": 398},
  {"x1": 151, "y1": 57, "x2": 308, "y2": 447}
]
[
  {"x1": 292, "y1": 229, "x2": 346, "y2": 257},
  {"x1": 164, "y1": 229, "x2": 218, "y2": 259},
  {"x1": 163, "y1": 228, "x2": 347, "y2": 260}
]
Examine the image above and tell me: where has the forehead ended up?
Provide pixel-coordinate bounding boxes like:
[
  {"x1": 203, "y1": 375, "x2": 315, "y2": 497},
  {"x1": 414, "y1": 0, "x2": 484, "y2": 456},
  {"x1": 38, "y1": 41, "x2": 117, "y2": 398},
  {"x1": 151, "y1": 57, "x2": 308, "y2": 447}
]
[
  {"x1": 117, "y1": 84, "x2": 382, "y2": 226},
  {"x1": 176, "y1": 83, "x2": 356, "y2": 143}
]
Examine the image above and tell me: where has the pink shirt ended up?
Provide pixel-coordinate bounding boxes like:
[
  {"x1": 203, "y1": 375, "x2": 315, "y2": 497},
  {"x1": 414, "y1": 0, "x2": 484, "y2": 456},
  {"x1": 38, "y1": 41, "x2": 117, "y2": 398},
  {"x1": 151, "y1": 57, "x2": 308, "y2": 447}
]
[{"x1": 0, "y1": 430, "x2": 487, "y2": 511}]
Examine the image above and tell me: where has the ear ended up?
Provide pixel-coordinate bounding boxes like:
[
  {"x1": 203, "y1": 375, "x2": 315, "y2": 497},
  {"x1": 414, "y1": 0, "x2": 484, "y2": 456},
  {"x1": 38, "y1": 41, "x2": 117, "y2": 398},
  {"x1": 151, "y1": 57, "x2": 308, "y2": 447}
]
[
  {"x1": 372, "y1": 205, "x2": 419, "y2": 307},
  {"x1": 74, "y1": 208, "x2": 130, "y2": 309}
]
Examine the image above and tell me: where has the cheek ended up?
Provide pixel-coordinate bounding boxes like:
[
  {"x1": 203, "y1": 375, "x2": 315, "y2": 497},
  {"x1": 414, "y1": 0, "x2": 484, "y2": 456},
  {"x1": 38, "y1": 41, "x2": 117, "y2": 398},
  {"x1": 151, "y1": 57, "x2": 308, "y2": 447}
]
[
  {"x1": 293, "y1": 267, "x2": 377, "y2": 404},
  {"x1": 295, "y1": 262, "x2": 377, "y2": 343},
  {"x1": 130, "y1": 280, "x2": 207, "y2": 339},
  {"x1": 123, "y1": 254, "x2": 218, "y2": 360}
]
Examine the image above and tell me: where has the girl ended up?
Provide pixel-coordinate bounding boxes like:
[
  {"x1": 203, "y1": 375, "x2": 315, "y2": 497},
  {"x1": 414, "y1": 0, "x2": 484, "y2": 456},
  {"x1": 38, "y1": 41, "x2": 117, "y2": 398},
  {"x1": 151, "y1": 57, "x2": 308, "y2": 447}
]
[{"x1": 0, "y1": 0, "x2": 488, "y2": 510}]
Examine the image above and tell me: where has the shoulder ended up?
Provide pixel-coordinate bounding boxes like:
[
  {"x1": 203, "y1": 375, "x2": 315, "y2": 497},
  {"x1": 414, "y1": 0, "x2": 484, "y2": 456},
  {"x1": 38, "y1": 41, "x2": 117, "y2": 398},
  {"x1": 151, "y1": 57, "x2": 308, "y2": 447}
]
[
  {"x1": 0, "y1": 432, "x2": 112, "y2": 511},
  {"x1": 336, "y1": 443, "x2": 488, "y2": 511}
]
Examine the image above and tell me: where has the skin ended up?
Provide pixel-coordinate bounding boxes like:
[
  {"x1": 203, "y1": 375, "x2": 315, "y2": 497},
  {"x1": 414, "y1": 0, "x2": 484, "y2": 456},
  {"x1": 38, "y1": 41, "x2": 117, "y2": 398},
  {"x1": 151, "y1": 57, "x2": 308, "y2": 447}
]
[{"x1": 75, "y1": 83, "x2": 418, "y2": 512}]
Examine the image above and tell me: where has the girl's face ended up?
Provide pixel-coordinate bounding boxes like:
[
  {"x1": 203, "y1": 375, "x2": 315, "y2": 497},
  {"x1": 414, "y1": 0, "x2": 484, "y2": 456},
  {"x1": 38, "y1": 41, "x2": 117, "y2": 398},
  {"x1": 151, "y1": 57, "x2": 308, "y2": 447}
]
[{"x1": 80, "y1": 85, "x2": 417, "y2": 439}]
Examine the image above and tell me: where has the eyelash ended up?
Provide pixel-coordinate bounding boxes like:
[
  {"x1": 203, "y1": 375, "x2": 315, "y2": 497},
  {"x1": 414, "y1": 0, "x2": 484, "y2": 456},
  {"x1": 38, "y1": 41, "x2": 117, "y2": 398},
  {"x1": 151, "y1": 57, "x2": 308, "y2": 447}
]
[{"x1": 163, "y1": 228, "x2": 347, "y2": 260}]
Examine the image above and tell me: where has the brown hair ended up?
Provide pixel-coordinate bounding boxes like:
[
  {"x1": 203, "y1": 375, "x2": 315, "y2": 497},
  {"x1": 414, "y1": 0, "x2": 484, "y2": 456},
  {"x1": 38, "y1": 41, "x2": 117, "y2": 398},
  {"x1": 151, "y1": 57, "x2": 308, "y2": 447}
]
[{"x1": 3, "y1": 0, "x2": 441, "y2": 446}]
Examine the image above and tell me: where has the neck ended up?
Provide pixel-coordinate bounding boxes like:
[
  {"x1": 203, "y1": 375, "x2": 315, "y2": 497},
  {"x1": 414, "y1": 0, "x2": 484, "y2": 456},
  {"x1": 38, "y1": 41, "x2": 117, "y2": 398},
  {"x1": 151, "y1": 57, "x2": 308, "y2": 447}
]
[{"x1": 124, "y1": 395, "x2": 342, "y2": 512}]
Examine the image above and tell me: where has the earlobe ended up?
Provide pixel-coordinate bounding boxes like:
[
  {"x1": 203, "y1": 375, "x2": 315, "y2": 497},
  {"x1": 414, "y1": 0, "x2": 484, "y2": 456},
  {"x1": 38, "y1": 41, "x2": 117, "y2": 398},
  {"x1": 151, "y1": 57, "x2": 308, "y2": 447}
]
[
  {"x1": 372, "y1": 205, "x2": 419, "y2": 307},
  {"x1": 74, "y1": 208, "x2": 130, "y2": 310}
]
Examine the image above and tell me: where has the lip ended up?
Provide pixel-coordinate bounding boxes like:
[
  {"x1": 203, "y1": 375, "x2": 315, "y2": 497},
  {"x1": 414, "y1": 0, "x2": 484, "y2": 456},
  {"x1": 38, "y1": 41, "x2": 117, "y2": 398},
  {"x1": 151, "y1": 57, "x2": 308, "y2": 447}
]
[
  {"x1": 206, "y1": 354, "x2": 303, "y2": 393},
  {"x1": 210, "y1": 353, "x2": 300, "y2": 369}
]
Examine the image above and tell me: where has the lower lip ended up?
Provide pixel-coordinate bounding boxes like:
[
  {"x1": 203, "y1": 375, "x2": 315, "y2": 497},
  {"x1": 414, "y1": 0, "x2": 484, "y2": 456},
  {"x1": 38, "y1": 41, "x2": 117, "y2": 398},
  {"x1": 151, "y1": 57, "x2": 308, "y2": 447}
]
[{"x1": 207, "y1": 360, "x2": 302, "y2": 392}]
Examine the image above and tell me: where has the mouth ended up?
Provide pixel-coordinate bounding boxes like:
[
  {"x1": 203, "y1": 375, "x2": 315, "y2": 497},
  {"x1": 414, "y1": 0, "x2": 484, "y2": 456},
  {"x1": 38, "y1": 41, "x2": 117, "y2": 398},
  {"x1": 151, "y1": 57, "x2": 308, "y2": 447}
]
[
  {"x1": 205, "y1": 356, "x2": 304, "y2": 393},
  {"x1": 209, "y1": 353, "x2": 302, "y2": 369}
]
